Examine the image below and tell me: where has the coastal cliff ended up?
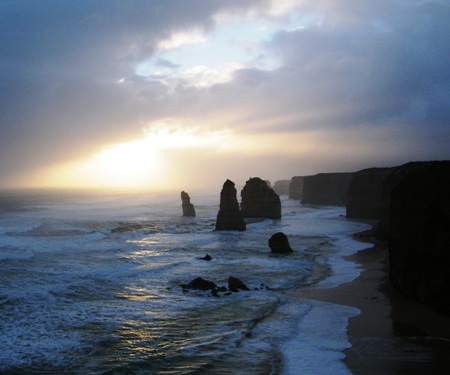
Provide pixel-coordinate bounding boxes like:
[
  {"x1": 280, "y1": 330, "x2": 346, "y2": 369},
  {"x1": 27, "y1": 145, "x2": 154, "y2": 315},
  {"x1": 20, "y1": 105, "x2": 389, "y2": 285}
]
[
  {"x1": 289, "y1": 176, "x2": 304, "y2": 200},
  {"x1": 301, "y1": 173, "x2": 353, "y2": 206},
  {"x1": 388, "y1": 161, "x2": 450, "y2": 315},
  {"x1": 346, "y1": 167, "x2": 395, "y2": 220},
  {"x1": 273, "y1": 180, "x2": 290, "y2": 196},
  {"x1": 346, "y1": 162, "x2": 443, "y2": 221}
]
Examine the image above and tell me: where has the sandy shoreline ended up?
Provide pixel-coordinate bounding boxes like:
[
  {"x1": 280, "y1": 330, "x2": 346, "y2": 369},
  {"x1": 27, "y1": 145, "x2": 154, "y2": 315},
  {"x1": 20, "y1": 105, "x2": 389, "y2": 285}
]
[{"x1": 288, "y1": 238, "x2": 450, "y2": 374}]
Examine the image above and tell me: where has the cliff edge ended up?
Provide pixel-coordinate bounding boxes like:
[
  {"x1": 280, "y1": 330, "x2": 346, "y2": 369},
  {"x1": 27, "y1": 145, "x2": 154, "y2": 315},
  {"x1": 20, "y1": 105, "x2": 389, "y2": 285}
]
[{"x1": 388, "y1": 161, "x2": 450, "y2": 315}]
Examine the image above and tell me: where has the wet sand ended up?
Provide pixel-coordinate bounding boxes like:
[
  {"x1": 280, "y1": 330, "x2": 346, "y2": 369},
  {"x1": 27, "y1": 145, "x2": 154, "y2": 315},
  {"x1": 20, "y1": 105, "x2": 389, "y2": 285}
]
[{"x1": 289, "y1": 240, "x2": 450, "y2": 374}]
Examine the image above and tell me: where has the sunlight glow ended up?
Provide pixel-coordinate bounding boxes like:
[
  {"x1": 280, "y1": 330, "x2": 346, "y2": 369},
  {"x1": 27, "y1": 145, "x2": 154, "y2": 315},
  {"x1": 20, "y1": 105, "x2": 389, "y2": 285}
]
[{"x1": 38, "y1": 121, "x2": 236, "y2": 190}]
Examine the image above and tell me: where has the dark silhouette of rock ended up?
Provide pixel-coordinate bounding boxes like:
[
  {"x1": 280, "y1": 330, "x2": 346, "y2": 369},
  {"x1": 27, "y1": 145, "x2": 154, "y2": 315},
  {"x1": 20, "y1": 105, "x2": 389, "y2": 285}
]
[
  {"x1": 388, "y1": 161, "x2": 450, "y2": 315},
  {"x1": 268, "y1": 232, "x2": 293, "y2": 253},
  {"x1": 215, "y1": 180, "x2": 246, "y2": 231},
  {"x1": 240, "y1": 177, "x2": 281, "y2": 219},
  {"x1": 273, "y1": 180, "x2": 290, "y2": 196},
  {"x1": 346, "y1": 162, "x2": 438, "y2": 221},
  {"x1": 181, "y1": 191, "x2": 196, "y2": 217},
  {"x1": 301, "y1": 173, "x2": 353, "y2": 206},
  {"x1": 289, "y1": 176, "x2": 304, "y2": 200},
  {"x1": 228, "y1": 276, "x2": 250, "y2": 292},
  {"x1": 346, "y1": 167, "x2": 394, "y2": 220},
  {"x1": 181, "y1": 277, "x2": 217, "y2": 291}
]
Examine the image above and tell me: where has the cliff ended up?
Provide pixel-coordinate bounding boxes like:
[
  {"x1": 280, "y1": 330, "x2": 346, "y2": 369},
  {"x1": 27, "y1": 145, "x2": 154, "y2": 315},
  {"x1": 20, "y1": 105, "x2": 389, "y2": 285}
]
[
  {"x1": 273, "y1": 180, "x2": 290, "y2": 196},
  {"x1": 240, "y1": 177, "x2": 281, "y2": 219},
  {"x1": 346, "y1": 162, "x2": 442, "y2": 221},
  {"x1": 388, "y1": 161, "x2": 450, "y2": 315},
  {"x1": 289, "y1": 176, "x2": 304, "y2": 200},
  {"x1": 215, "y1": 179, "x2": 246, "y2": 231},
  {"x1": 301, "y1": 173, "x2": 353, "y2": 206},
  {"x1": 346, "y1": 167, "x2": 395, "y2": 220}
]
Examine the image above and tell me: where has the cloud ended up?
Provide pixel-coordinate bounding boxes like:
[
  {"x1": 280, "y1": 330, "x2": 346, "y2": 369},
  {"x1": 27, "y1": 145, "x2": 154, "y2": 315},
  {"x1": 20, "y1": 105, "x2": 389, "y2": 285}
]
[
  {"x1": 0, "y1": 0, "x2": 262, "y2": 183},
  {"x1": 1, "y1": 0, "x2": 449, "y2": 188}
]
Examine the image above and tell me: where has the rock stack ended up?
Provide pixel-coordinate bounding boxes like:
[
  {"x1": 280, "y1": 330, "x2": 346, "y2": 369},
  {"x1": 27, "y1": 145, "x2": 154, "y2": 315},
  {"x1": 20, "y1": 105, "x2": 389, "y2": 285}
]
[
  {"x1": 268, "y1": 232, "x2": 293, "y2": 253},
  {"x1": 240, "y1": 177, "x2": 281, "y2": 219},
  {"x1": 181, "y1": 191, "x2": 196, "y2": 217},
  {"x1": 215, "y1": 180, "x2": 246, "y2": 231}
]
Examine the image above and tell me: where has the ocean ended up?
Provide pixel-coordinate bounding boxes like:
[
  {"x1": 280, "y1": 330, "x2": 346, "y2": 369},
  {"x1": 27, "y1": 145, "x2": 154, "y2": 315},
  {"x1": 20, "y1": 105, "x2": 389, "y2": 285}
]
[{"x1": 0, "y1": 189, "x2": 370, "y2": 374}]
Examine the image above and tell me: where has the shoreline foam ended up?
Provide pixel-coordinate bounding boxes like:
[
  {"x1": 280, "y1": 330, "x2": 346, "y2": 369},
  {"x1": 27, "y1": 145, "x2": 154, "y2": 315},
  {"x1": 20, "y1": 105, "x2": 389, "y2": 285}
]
[{"x1": 286, "y1": 232, "x2": 450, "y2": 374}]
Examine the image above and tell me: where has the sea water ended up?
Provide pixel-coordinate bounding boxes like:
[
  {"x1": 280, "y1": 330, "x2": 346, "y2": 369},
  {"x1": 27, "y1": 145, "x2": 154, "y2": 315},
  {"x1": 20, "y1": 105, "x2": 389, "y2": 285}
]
[{"x1": 0, "y1": 189, "x2": 370, "y2": 374}]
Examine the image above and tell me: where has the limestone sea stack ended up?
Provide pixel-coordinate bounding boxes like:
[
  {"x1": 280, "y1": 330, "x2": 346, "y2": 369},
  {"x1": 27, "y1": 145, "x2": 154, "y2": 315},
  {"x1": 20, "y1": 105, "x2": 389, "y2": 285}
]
[
  {"x1": 240, "y1": 177, "x2": 281, "y2": 219},
  {"x1": 215, "y1": 179, "x2": 246, "y2": 231},
  {"x1": 268, "y1": 232, "x2": 293, "y2": 253},
  {"x1": 181, "y1": 191, "x2": 196, "y2": 217}
]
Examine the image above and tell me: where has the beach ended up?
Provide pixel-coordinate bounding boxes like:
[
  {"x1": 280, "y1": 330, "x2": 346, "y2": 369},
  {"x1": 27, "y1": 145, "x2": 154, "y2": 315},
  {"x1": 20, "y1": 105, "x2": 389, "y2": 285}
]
[{"x1": 289, "y1": 238, "x2": 450, "y2": 374}]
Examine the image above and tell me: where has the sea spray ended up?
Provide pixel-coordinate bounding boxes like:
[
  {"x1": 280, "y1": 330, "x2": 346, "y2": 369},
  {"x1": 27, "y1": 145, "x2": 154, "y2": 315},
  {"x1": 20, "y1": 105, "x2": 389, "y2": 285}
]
[{"x1": 0, "y1": 191, "x2": 370, "y2": 373}]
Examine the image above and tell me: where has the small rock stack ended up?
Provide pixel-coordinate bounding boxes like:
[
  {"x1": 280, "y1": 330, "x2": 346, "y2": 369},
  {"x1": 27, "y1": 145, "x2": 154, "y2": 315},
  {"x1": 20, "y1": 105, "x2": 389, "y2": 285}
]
[{"x1": 181, "y1": 191, "x2": 196, "y2": 217}]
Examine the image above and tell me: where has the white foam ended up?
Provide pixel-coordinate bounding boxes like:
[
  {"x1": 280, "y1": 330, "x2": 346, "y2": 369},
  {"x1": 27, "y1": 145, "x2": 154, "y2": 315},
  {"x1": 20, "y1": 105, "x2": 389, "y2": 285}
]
[
  {"x1": 0, "y1": 191, "x2": 373, "y2": 372},
  {"x1": 315, "y1": 237, "x2": 370, "y2": 289},
  {"x1": 0, "y1": 247, "x2": 33, "y2": 260},
  {"x1": 282, "y1": 299, "x2": 360, "y2": 375}
]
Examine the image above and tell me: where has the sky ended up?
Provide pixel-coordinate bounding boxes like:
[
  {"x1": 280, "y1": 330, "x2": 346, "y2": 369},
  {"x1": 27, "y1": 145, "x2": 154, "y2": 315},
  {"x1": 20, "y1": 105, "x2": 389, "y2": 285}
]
[{"x1": 1, "y1": 0, "x2": 449, "y2": 192}]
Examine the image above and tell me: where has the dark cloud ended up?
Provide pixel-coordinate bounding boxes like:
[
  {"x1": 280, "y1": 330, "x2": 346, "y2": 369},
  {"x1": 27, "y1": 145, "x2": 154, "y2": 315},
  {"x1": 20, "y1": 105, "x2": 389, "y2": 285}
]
[
  {"x1": 0, "y1": 0, "x2": 448, "y2": 187},
  {"x1": 0, "y1": 0, "x2": 262, "y2": 183}
]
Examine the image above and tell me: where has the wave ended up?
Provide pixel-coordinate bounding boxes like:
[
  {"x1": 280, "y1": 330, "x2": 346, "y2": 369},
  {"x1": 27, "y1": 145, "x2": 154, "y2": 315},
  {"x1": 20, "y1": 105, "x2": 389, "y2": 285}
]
[{"x1": 0, "y1": 190, "x2": 371, "y2": 373}]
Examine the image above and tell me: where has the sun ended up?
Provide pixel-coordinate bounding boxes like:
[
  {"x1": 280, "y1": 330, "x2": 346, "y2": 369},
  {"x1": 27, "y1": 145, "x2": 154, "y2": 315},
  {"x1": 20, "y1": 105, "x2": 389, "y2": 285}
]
[{"x1": 36, "y1": 121, "x2": 234, "y2": 190}]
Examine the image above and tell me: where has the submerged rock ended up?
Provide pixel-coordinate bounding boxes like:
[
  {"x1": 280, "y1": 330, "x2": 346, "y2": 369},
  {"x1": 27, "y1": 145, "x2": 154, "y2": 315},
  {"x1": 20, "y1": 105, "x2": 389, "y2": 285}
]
[
  {"x1": 181, "y1": 191, "x2": 196, "y2": 217},
  {"x1": 228, "y1": 276, "x2": 250, "y2": 292},
  {"x1": 215, "y1": 179, "x2": 246, "y2": 231},
  {"x1": 268, "y1": 232, "x2": 293, "y2": 253},
  {"x1": 181, "y1": 277, "x2": 217, "y2": 291},
  {"x1": 241, "y1": 177, "x2": 281, "y2": 219}
]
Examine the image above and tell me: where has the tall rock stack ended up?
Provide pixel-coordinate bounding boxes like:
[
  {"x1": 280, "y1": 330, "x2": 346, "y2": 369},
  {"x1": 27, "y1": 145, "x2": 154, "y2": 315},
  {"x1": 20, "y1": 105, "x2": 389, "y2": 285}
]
[
  {"x1": 215, "y1": 180, "x2": 246, "y2": 231},
  {"x1": 240, "y1": 177, "x2": 281, "y2": 219},
  {"x1": 181, "y1": 191, "x2": 196, "y2": 217}
]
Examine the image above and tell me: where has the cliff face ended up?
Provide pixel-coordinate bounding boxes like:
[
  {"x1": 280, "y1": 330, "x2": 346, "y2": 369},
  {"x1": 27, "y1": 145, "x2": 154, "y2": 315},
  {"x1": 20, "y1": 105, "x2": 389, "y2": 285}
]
[
  {"x1": 273, "y1": 180, "x2": 290, "y2": 196},
  {"x1": 240, "y1": 177, "x2": 281, "y2": 219},
  {"x1": 346, "y1": 162, "x2": 441, "y2": 220},
  {"x1": 289, "y1": 176, "x2": 304, "y2": 200},
  {"x1": 301, "y1": 173, "x2": 353, "y2": 206},
  {"x1": 346, "y1": 168, "x2": 395, "y2": 219},
  {"x1": 388, "y1": 161, "x2": 450, "y2": 315},
  {"x1": 181, "y1": 191, "x2": 196, "y2": 217},
  {"x1": 215, "y1": 179, "x2": 246, "y2": 231}
]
